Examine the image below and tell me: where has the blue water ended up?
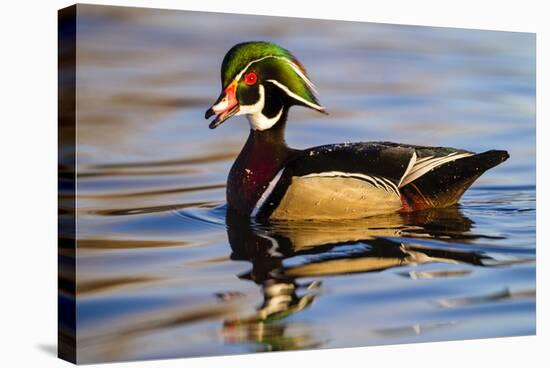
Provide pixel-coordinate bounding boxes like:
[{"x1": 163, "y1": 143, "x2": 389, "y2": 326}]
[{"x1": 67, "y1": 4, "x2": 535, "y2": 364}]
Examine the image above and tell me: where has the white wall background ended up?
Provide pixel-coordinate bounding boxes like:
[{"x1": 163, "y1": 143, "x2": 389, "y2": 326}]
[{"x1": 0, "y1": 0, "x2": 546, "y2": 367}]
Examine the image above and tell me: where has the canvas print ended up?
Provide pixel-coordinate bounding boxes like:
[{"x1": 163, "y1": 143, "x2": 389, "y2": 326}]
[{"x1": 58, "y1": 4, "x2": 536, "y2": 364}]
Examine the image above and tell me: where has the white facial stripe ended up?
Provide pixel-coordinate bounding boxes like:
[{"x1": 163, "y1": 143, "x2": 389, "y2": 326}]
[
  {"x1": 248, "y1": 107, "x2": 284, "y2": 131},
  {"x1": 252, "y1": 168, "x2": 285, "y2": 217},
  {"x1": 234, "y1": 55, "x2": 275, "y2": 81},
  {"x1": 238, "y1": 84, "x2": 265, "y2": 115},
  {"x1": 286, "y1": 60, "x2": 317, "y2": 94},
  {"x1": 266, "y1": 79, "x2": 324, "y2": 111},
  {"x1": 237, "y1": 84, "x2": 283, "y2": 131},
  {"x1": 233, "y1": 55, "x2": 317, "y2": 95}
]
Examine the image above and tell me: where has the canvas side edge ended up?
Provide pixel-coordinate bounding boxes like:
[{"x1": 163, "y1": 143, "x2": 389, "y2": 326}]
[{"x1": 58, "y1": 4, "x2": 77, "y2": 365}]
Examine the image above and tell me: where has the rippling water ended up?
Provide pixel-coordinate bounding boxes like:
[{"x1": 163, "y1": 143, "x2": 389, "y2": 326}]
[{"x1": 60, "y1": 5, "x2": 535, "y2": 364}]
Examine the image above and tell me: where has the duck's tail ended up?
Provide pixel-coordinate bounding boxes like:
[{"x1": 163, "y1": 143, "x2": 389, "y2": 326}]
[{"x1": 400, "y1": 150, "x2": 509, "y2": 211}]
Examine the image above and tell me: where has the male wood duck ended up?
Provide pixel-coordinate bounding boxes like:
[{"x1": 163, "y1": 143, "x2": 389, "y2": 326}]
[{"x1": 205, "y1": 41, "x2": 509, "y2": 220}]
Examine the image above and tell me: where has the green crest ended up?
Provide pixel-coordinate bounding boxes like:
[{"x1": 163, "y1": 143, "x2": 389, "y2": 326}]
[{"x1": 220, "y1": 41, "x2": 324, "y2": 111}]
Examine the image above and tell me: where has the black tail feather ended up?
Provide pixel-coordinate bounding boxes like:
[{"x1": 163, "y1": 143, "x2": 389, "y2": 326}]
[{"x1": 401, "y1": 150, "x2": 509, "y2": 209}]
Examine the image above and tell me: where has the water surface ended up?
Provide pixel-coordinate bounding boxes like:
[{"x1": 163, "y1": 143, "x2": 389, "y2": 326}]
[{"x1": 64, "y1": 5, "x2": 535, "y2": 363}]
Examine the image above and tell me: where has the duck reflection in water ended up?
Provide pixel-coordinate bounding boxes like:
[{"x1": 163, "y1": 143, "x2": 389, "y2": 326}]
[{"x1": 221, "y1": 207, "x2": 491, "y2": 350}]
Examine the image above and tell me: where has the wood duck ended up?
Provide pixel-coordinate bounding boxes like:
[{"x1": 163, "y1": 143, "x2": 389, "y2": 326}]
[{"x1": 205, "y1": 41, "x2": 509, "y2": 220}]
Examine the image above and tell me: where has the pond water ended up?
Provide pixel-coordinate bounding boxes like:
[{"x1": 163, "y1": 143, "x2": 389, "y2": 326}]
[{"x1": 62, "y1": 5, "x2": 535, "y2": 364}]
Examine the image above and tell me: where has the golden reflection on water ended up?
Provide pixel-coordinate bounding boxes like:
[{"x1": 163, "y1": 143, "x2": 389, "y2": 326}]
[{"x1": 75, "y1": 206, "x2": 535, "y2": 360}]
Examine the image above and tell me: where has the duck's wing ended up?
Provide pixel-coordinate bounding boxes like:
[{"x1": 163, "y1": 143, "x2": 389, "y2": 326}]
[
  {"x1": 291, "y1": 142, "x2": 416, "y2": 185},
  {"x1": 359, "y1": 142, "x2": 509, "y2": 209},
  {"x1": 254, "y1": 142, "x2": 416, "y2": 219}
]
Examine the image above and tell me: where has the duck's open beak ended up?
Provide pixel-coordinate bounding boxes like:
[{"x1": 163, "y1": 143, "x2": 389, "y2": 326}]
[{"x1": 205, "y1": 81, "x2": 239, "y2": 129}]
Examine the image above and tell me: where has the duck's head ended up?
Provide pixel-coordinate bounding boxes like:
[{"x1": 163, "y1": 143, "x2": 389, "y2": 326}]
[{"x1": 205, "y1": 41, "x2": 326, "y2": 131}]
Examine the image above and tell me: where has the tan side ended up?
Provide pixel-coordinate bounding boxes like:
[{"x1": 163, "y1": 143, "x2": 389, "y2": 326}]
[{"x1": 270, "y1": 176, "x2": 402, "y2": 220}]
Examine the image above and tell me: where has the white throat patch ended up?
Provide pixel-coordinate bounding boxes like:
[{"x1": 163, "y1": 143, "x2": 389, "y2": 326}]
[{"x1": 238, "y1": 84, "x2": 283, "y2": 131}]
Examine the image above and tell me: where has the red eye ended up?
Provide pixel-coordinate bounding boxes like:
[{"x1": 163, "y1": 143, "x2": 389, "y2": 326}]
[{"x1": 244, "y1": 72, "x2": 257, "y2": 86}]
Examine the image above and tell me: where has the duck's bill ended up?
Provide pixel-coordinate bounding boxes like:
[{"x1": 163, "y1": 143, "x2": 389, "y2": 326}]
[
  {"x1": 206, "y1": 104, "x2": 240, "y2": 129},
  {"x1": 205, "y1": 81, "x2": 239, "y2": 129}
]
